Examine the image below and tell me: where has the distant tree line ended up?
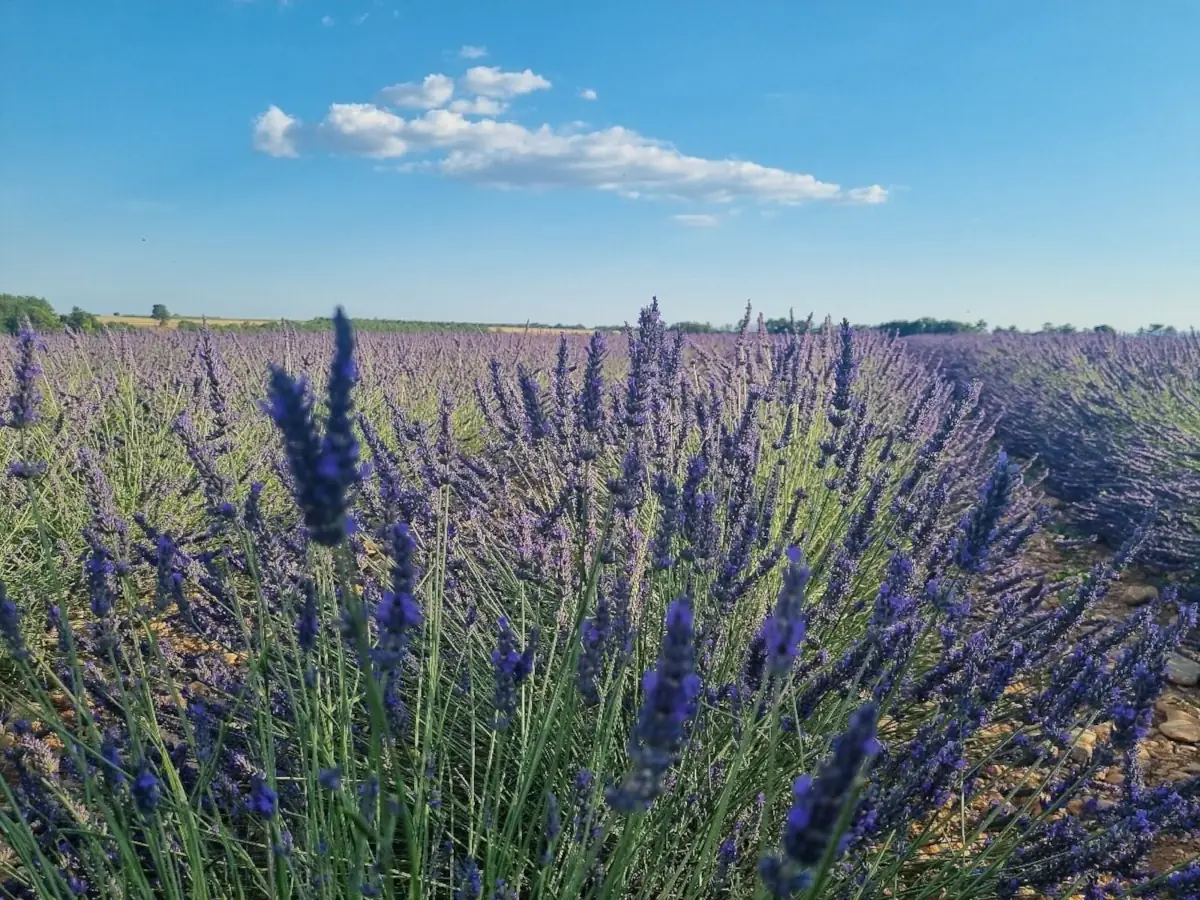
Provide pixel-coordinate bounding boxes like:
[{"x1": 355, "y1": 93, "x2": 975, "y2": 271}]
[
  {"x1": 670, "y1": 314, "x2": 814, "y2": 335},
  {"x1": 2, "y1": 293, "x2": 1190, "y2": 339},
  {"x1": 875, "y1": 317, "x2": 990, "y2": 337},
  {"x1": 1, "y1": 294, "x2": 99, "y2": 335},
  {"x1": 873, "y1": 318, "x2": 1183, "y2": 337}
]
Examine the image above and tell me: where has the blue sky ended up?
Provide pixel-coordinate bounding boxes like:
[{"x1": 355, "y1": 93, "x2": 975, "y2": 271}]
[{"x1": 2, "y1": 1, "x2": 1199, "y2": 329}]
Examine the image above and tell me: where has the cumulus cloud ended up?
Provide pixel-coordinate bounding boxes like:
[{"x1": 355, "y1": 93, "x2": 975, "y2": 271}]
[
  {"x1": 448, "y1": 96, "x2": 507, "y2": 116},
  {"x1": 846, "y1": 184, "x2": 888, "y2": 205},
  {"x1": 461, "y1": 66, "x2": 551, "y2": 98},
  {"x1": 254, "y1": 66, "x2": 887, "y2": 207},
  {"x1": 320, "y1": 14, "x2": 334, "y2": 27},
  {"x1": 379, "y1": 74, "x2": 456, "y2": 110},
  {"x1": 253, "y1": 105, "x2": 300, "y2": 157},
  {"x1": 579, "y1": 88, "x2": 598, "y2": 101},
  {"x1": 672, "y1": 213, "x2": 719, "y2": 227},
  {"x1": 459, "y1": 44, "x2": 488, "y2": 59},
  {"x1": 318, "y1": 104, "x2": 409, "y2": 158}
]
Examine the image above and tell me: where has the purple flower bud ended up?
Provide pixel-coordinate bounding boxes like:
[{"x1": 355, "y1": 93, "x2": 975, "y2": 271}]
[
  {"x1": 607, "y1": 598, "x2": 701, "y2": 813},
  {"x1": 249, "y1": 776, "x2": 278, "y2": 819}
]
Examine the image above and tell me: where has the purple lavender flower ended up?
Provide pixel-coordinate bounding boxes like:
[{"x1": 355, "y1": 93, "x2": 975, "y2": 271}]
[
  {"x1": 608, "y1": 442, "x2": 647, "y2": 514},
  {"x1": 492, "y1": 617, "x2": 537, "y2": 731},
  {"x1": 7, "y1": 459, "x2": 46, "y2": 480},
  {"x1": 266, "y1": 307, "x2": 361, "y2": 546},
  {"x1": 607, "y1": 598, "x2": 701, "y2": 813},
  {"x1": 83, "y1": 528, "x2": 117, "y2": 619},
  {"x1": 455, "y1": 857, "x2": 481, "y2": 900},
  {"x1": 266, "y1": 371, "x2": 336, "y2": 541},
  {"x1": 0, "y1": 580, "x2": 29, "y2": 662},
  {"x1": 323, "y1": 308, "x2": 361, "y2": 488},
  {"x1": 578, "y1": 332, "x2": 607, "y2": 438},
  {"x1": 78, "y1": 447, "x2": 127, "y2": 538},
  {"x1": 827, "y1": 319, "x2": 855, "y2": 427},
  {"x1": 374, "y1": 523, "x2": 423, "y2": 669},
  {"x1": 782, "y1": 704, "x2": 879, "y2": 865},
  {"x1": 297, "y1": 579, "x2": 319, "y2": 654},
  {"x1": 680, "y1": 455, "x2": 717, "y2": 562},
  {"x1": 4, "y1": 326, "x2": 43, "y2": 429},
  {"x1": 99, "y1": 734, "x2": 125, "y2": 789},
  {"x1": 715, "y1": 834, "x2": 738, "y2": 887},
  {"x1": 760, "y1": 703, "x2": 879, "y2": 896},
  {"x1": 1163, "y1": 861, "x2": 1200, "y2": 896},
  {"x1": 173, "y1": 411, "x2": 234, "y2": 517},
  {"x1": 951, "y1": 451, "x2": 1019, "y2": 572},
  {"x1": 517, "y1": 364, "x2": 550, "y2": 441},
  {"x1": 577, "y1": 592, "x2": 612, "y2": 707},
  {"x1": 650, "y1": 473, "x2": 681, "y2": 570},
  {"x1": 759, "y1": 547, "x2": 810, "y2": 678},
  {"x1": 197, "y1": 327, "x2": 234, "y2": 432},
  {"x1": 249, "y1": 776, "x2": 278, "y2": 819},
  {"x1": 131, "y1": 763, "x2": 161, "y2": 816}
]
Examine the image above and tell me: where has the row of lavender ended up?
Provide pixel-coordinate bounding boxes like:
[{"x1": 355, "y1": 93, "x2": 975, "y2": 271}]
[
  {"x1": 0, "y1": 307, "x2": 1198, "y2": 898},
  {"x1": 913, "y1": 331, "x2": 1200, "y2": 577}
]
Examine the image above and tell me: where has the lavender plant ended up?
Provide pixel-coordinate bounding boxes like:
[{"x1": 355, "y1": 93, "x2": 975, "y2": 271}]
[
  {"x1": 0, "y1": 305, "x2": 1197, "y2": 898},
  {"x1": 915, "y1": 330, "x2": 1200, "y2": 576}
]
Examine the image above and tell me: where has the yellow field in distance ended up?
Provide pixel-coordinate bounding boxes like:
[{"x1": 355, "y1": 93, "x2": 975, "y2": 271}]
[
  {"x1": 96, "y1": 316, "x2": 596, "y2": 333},
  {"x1": 96, "y1": 315, "x2": 278, "y2": 329}
]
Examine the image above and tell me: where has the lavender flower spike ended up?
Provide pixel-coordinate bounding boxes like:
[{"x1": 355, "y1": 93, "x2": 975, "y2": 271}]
[
  {"x1": 374, "y1": 523, "x2": 423, "y2": 670},
  {"x1": 0, "y1": 579, "x2": 30, "y2": 662},
  {"x1": 266, "y1": 370, "x2": 333, "y2": 541},
  {"x1": 266, "y1": 307, "x2": 361, "y2": 546},
  {"x1": 760, "y1": 547, "x2": 810, "y2": 678},
  {"x1": 578, "y1": 331, "x2": 607, "y2": 440},
  {"x1": 952, "y1": 451, "x2": 1020, "y2": 572},
  {"x1": 322, "y1": 307, "x2": 361, "y2": 492},
  {"x1": 5, "y1": 325, "x2": 43, "y2": 430},
  {"x1": 761, "y1": 703, "x2": 880, "y2": 896},
  {"x1": 492, "y1": 617, "x2": 537, "y2": 731},
  {"x1": 607, "y1": 597, "x2": 701, "y2": 813},
  {"x1": 827, "y1": 319, "x2": 855, "y2": 427}
]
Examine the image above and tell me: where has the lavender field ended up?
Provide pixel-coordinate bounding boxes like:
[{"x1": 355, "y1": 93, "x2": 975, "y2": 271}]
[
  {"x1": 2, "y1": 304, "x2": 1199, "y2": 898},
  {"x1": 916, "y1": 331, "x2": 1200, "y2": 578}
]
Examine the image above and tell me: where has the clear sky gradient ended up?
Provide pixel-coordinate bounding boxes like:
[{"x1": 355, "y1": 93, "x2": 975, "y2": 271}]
[{"x1": 3, "y1": 1, "x2": 1199, "y2": 329}]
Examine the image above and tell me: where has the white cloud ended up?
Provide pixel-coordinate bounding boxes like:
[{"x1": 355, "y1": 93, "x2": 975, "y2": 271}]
[
  {"x1": 320, "y1": 14, "x2": 334, "y2": 27},
  {"x1": 846, "y1": 184, "x2": 888, "y2": 204},
  {"x1": 254, "y1": 66, "x2": 887, "y2": 208},
  {"x1": 460, "y1": 66, "x2": 551, "y2": 98},
  {"x1": 378, "y1": 74, "x2": 455, "y2": 109},
  {"x1": 353, "y1": 12, "x2": 369, "y2": 25},
  {"x1": 314, "y1": 104, "x2": 409, "y2": 158},
  {"x1": 448, "y1": 96, "x2": 507, "y2": 116},
  {"x1": 672, "y1": 213, "x2": 719, "y2": 227},
  {"x1": 459, "y1": 45, "x2": 488, "y2": 59},
  {"x1": 579, "y1": 88, "x2": 598, "y2": 101},
  {"x1": 433, "y1": 123, "x2": 846, "y2": 205},
  {"x1": 252, "y1": 105, "x2": 300, "y2": 157}
]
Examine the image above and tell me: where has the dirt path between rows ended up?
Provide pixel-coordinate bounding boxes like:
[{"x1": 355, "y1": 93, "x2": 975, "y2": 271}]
[{"x1": 1022, "y1": 523, "x2": 1200, "y2": 875}]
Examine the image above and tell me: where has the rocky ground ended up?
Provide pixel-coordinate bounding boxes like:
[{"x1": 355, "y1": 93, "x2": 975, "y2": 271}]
[{"x1": 1024, "y1": 526, "x2": 1200, "y2": 875}]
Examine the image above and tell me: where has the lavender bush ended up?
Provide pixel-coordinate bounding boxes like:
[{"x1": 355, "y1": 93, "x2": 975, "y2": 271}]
[
  {"x1": 914, "y1": 331, "x2": 1200, "y2": 575},
  {"x1": 0, "y1": 305, "x2": 1198, "y2": 898}
]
